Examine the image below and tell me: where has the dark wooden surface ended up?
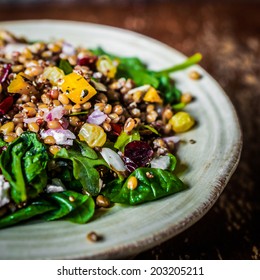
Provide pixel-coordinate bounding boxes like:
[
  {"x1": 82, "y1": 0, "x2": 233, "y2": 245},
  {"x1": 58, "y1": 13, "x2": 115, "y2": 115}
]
[{"x1": 0, "y1": 0, "x2": 259, "y2": 260}]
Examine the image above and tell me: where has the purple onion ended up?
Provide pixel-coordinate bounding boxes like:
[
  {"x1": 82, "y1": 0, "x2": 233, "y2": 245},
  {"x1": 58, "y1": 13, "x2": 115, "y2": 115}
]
[
  {"x1": 0, "y1": 64, "x2": 11, "y2": 84},
  {"x1": 87, "y1": 109, "x2": 107, "y2": 125}
]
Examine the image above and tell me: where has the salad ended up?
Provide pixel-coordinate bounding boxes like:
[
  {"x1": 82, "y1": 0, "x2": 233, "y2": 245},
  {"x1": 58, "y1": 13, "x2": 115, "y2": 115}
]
[{"x1": 0, "y1": 30, "x2": 201, "y2": 229}]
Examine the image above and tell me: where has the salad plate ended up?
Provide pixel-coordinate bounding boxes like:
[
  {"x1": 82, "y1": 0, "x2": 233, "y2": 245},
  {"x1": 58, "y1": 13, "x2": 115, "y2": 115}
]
[{"x1": 0, "y1": 20, "x2": 242, "y2": 259}]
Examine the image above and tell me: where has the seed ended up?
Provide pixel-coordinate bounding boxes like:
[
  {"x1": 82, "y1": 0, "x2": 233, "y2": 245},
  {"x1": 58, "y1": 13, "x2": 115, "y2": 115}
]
[
  {"x1": 52, "y1": 100, "x2": 61, "y2": 107},
  {"x1": 25, "y1": 66, "x2": 43, "y2": 77},
  {"x1": 153, "y1": 138, "x2": 166, "y2": 148},
  {"x1": 13, "y1": 113, "x2": 24, "y2": 124},
  {"x1": 189, "y1": 70, "x2": 202, "y2": 80},
  {"x1": 131, "y1": 108, "x2": 141, "y2": 117},
  {"x1": 167, "y1": 140, "x2": 175, "y2": 151},
  {"x1": 63, "y1": 104, "x2": 73, "y2": 115},
  {"x1": 146, "y1": 172, "x2": 154, "y2": 179},
  {"x1": 47, "y1": 43, "x2": 61, "y2": 53},
  {"x1": 146, "y1": 104, "x2": 155, "y2": 113},
  {"x1": 164, "y1": 123, "x2": 172, "y2": 134},
  {"x1": 58, "y1": 94, "x2": 70, "y2": 105},
  {"x1": 41, "y1": 93, "x2": 51, "y2": 104},
  {"x1": 69, "y1": 196, "x2": 75, "y2": 202},
  {"x1": 109, "y1": 113, "x2": 119, "y2": 121},
  {"x1": 127, "y1": 176, "x2": 138, "y2": 190},
  {"x1": 23, "y1": 107, "x2": 36, "y2": 117},
  {"x1": 68, "y1": 55, "x2": 77, "y2": 66},
  {"x1": 162, "y1": 108, "x2": 173, "y2": 121},
  {"x1": 181, "y1": 93, "x2": 192, "y2": 104},
  {"x1": 38, "y1": 104, "x2": 48, "y2": 109},
  {"x1": 124, "y1": 117, "x2": 135, "y2": 133},
  {"x1": 3, "y1": 134, "x2": 16, "y2": 143},
  {"x1": 49, "y1": 145, "x2": 61, "y2": 155},
  {"x1": 96, "y1": 93, "x2": 108, "y2": 103},
  {"x1": 146, "y1": 111, "x2": 158, "y2": 123},
  {"x1": 0, "y1": 122, "x2": 15, "y2": 134},
  {"x1": 81, "y1": 102, "x2": 91, "y2": 110},
  {"x1": 113, "y1": 105, "x2": 123, "y2": 115},
  {"x1": 21, "y1": 94, "x2": 30, "y2": 103},
  {"x1": 44, "y1": 136, "x2": 56, "y2": 145},
  {"x1": 94, "y1": 102, "x2": 105, "y2": 112},
  {"x1": 15, "y1": 126, "x2": 24, "y2": 136},
  {"x1": 47, "y1": 120, "x2": 61, "y2": 129},
  {"x1": 50, "y1": 88, "x2": 59, "y2": 99},
  {"x1": 28, "y1": 122, "x2": 40, "y2": 133},
  {"x1": 11, "y1": 65, "x2": 24, "y2": 73},
  {"x1": 96, "y1": 195, "x2": 110, "y2": 208},
  {"x1": 189, "y1": 139, "x2": 196, "y2": 144},
  {"x1": 103, "y1": 122, "x2": 111, "y2": 132},
  {"x1": 69, "y1": 116, "x2": 81, "y2": 127},
  {"x1": 103, "y1": 104, "x2": 112, "y2": 114},
  {"x1": 41, "y1": 50, "x2": 52, "y2": 58},
  {"x1": 25, "y1": 102, "x2": 36, "y2": 108},
  {"x1": 86, "y1": 231, "x2": 102, "y2": 242},
  {"x1": 72, "y1": 104, "x2": 81, "y2": 113}
]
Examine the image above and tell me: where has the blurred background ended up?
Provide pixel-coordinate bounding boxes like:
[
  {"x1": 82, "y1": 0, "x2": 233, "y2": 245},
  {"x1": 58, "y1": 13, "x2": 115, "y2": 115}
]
[{"x1": 0, "y1": 0, "x2": 259, "y2": 260}]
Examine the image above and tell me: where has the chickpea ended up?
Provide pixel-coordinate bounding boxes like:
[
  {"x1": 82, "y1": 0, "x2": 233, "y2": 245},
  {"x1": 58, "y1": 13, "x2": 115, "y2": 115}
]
[{"x1": 127, "y1": 176, "x2": 138, "y2": 190}]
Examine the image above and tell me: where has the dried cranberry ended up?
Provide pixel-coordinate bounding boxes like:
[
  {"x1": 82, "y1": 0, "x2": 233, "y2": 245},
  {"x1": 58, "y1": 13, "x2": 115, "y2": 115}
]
[
  {"x1": 78, "y1": 56, "x2": 97, "y2": 67},
  {"x1": 110, "y1": 123, "x2": 123, "y2": 136},
  {"x1": 124, "y1": 140, "x2": 153, "y2": 167},
  {"x1": 0, "y1": 96, "x2": 14, "y2": 115},
  {"x1": 122, "y1": 156, "x2": 138, "y2": 172}
]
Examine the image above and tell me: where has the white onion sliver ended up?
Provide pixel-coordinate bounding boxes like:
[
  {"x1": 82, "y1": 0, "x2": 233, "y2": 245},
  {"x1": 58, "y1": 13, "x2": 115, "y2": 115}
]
[
  {"x1": 62, "y1": 42, "x2": 76, "y2": 56},
  {"x1": 100, "y1": 148, "x2": 127, "y2": 172},
  {"x1": 87, "y1": 109, "x2": 107, "y2": 125},
  {"x1": 41, "y1": 129, "x2": 76, "y2": 146},
  {"x1": 163, "y1": 135, "x2": 180, "y2": 144},
  {"x1": 150, "y1": 155, "x2": 170, "y2": 170},
  {"x1": 23, "y1": 117, "x2": 40, "y2": 124}
]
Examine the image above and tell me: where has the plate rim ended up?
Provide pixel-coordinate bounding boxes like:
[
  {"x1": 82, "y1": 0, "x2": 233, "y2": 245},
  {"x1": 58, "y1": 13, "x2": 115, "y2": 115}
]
[{"x1": 0, "y1": 19, "x2": 243, "y2": 259}]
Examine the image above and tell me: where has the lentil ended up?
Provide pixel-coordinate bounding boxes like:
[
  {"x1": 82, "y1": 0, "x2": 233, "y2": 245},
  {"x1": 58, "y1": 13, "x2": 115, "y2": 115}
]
[
  {"x1": 189, "y1": 70, "x2": 202, "y2": 80},
  {"x1": 96, "y1": 195, "x2": 110, "y2": 208},
  {"x1": 47, "y1": 120, "x2": 61, "y2": 129},
  {"x1": 124, "y1": 117, "x2": 135, "y2": 132},
  {"x1": 49, "y1": 145, "x2": 61, "y2": 155},
  {"x1": 44, "y1": 136, "x2": 56, "y2": 145},
  {"x1": 28, "y1": 122, "x2": 40, "y2": 133},
  {"x1": 86, "y1": 231, "x2": 102, "y2": 242}
]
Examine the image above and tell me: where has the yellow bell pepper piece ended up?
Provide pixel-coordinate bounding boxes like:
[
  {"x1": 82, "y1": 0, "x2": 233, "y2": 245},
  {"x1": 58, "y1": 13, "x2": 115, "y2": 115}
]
[
  {"x1": 7, "y1": 72, "x2": 37, "y2": 95},
  {"x1": 143, "y1": 87, "x2": 163, "y2": 103},
  {"x1": 169, "y1": 112, "x2": 195, "y2": 133},
  {"x1": 61, "y1": 72, "x2": 97, "y2": 104}
]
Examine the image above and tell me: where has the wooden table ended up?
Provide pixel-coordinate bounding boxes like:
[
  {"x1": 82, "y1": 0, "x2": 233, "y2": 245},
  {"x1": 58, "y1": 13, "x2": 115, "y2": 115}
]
[{"x1": 0, "y1": 0, "x2": 259, "y2": 260}]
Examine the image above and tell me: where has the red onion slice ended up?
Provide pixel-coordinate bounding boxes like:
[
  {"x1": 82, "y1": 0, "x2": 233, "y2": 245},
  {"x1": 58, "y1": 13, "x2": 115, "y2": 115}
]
[{"x1": 87, "y1": 109, "x2": 107, "y2": 125}]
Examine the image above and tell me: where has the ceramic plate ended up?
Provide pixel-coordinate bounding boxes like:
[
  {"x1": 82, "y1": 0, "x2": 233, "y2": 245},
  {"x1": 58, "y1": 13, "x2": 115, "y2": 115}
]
[{"x1": 0, "y1": 20, "x2": 242, "y2": 259}]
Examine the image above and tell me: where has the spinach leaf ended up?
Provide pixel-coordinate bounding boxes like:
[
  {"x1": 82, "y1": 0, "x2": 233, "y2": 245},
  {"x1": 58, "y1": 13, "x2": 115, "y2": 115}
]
[
  {"x1": 75, "y1": 140, "x2": 98, "y2": 159},
  {"x1": 43, "y1": 191, "x2": 95, "y2": 223},
  {"x1": 58, "y1": 59, "x2": 73, "y2": 74},
  {"x1": 0, "y1": 200, "x2": 55, "y2": 229},
  {"x1": 0, "y1": 138, "x2": 6, "y2": 148},
  {"x1": 102, "y1": 167, "x2": 187, "y2": 205},
  {"x1": 0, "y1": 132, "x2": 49, "y2": 204},
  {"x1": 55, "y1": 148, "x2": 107, "y2": 196},
  {"x1": 114, "y1": 130, "x2": 140, "y2": 152},
  {"x1": 91, "y1": 48, "x2": 201, "y2": 105}
]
